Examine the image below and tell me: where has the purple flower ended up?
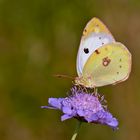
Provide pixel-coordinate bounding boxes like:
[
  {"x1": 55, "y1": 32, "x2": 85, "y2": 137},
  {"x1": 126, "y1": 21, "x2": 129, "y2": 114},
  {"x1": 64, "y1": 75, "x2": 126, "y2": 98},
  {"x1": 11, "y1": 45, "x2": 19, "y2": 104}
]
[{"x1": 41, "y1": 86, "x2": 118, "y2": 130}]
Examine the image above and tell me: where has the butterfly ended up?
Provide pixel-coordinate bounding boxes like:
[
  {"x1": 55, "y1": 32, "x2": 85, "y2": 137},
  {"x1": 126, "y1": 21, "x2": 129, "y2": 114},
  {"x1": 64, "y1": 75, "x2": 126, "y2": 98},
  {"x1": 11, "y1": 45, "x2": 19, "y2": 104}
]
[{"x1": 75, "y1": 17, "x2": 132, "y2": 88}]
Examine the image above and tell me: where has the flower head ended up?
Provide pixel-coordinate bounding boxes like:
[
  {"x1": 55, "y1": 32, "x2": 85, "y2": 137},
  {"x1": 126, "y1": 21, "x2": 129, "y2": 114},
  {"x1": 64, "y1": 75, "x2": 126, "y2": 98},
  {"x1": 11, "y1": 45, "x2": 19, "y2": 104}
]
[{"x1": 41, "y1": 86, "x2": 118, "y2": 130}]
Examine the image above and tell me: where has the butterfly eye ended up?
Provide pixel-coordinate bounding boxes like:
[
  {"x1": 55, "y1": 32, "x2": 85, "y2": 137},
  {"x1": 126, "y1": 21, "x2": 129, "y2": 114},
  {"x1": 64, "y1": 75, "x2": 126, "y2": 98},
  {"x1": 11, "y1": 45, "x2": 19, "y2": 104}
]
[{"x1": 84, "y1": 48, "x2": 89, "y2": 54}]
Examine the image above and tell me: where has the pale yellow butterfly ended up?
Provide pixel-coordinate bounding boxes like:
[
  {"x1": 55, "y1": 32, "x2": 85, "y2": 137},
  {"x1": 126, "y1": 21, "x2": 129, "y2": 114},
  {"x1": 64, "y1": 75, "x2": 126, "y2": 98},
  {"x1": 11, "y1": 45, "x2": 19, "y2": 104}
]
[{"x1": 75, "y1": 17, "x2": 132, "y2": 88}]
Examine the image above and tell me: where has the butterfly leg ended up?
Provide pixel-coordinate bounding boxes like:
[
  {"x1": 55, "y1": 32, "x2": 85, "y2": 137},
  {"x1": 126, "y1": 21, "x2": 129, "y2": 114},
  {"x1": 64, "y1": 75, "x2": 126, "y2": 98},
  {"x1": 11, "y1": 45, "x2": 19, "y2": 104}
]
[{"x1": 93, "y1": 87, "x2": 98, "y2": 96}]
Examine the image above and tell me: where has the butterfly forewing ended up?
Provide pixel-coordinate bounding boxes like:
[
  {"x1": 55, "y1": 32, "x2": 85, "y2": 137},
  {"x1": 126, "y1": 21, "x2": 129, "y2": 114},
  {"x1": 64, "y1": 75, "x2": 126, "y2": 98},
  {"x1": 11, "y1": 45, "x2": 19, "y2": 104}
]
[
  {"x1": 82, "y1": 17, "x2": 114, "y2": 37},
  {"x1": 77, "y1": 17, "x2": 115, "y2": 76}
]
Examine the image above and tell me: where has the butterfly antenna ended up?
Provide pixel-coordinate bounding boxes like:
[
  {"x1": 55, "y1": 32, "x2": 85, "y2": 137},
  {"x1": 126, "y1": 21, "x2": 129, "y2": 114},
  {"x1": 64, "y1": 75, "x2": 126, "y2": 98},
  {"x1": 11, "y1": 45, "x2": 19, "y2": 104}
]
[{"x1": 53, "y1": 74, "x2": 75, "y2": 80}]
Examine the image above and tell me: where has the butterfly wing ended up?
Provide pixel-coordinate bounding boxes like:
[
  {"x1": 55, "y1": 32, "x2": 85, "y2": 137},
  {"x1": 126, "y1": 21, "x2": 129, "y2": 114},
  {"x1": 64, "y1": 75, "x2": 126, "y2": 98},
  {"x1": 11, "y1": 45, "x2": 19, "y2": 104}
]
[
  {"x1": 76, "y1": 42, "x2": 131, "y2": 88},
  {"x1": 82, "y1": 17, "x2": 113, "y2": 37},
  {"x1": 76, "y1": 17, "x2": 115, "y2": 76}
]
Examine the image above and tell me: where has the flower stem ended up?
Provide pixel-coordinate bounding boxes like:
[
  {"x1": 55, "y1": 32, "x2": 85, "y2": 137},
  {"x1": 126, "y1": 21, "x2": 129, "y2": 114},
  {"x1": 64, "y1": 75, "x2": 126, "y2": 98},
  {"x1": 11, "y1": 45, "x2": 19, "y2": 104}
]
[{"x1": 71, "y1": 121, "x2": 82, "y2": 140}]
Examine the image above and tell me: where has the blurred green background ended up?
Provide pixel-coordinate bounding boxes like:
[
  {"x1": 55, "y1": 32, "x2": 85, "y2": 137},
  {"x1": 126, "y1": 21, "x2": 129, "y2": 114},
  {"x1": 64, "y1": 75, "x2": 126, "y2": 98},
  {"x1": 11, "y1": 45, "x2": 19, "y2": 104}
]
[{"x1": 0, "y1": 0, "x2": 140, "y2": 140}]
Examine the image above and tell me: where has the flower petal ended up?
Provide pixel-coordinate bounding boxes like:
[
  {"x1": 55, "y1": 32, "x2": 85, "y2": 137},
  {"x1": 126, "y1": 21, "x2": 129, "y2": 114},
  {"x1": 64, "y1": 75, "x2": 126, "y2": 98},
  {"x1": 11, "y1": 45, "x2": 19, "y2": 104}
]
[
  {"x1": 90, "y1": 113, "x2": 98, "y2": 121},
  {"x1": 48, "y1": 98, "x2": 63, "y2": 109},
  {"x1": 62, "y1": 106, "x2": 73, "y2": 115},
  {"x1": 61, "y1": 114, "x2": 73, "y2": 121},
  {"x1": 41, "y1": 106, "x2": 56, "y2": 109},
  {"x1": 77, "y1": 109, "x2": 85, "y2": 116},
  {"x1": 106, "y1": 117, "x2": 118, "y2": 128},
  {"x1": 93, "y1": 110, "x2": 119, "y2": 129}
]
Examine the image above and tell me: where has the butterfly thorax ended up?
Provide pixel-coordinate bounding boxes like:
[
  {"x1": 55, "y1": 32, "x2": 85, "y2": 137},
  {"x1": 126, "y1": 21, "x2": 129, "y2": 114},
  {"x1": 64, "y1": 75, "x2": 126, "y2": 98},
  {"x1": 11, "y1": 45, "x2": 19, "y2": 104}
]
[{"x1": 75, "y1": 76, "x2": 95, "y2": 88}]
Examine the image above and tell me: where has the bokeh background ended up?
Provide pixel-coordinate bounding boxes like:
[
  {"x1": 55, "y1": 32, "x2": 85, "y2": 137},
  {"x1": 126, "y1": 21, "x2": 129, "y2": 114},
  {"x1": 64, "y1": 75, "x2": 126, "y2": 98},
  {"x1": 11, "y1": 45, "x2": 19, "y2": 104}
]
[{"x1": 0, "y1": 0, "x2": 140, "y2": 140}]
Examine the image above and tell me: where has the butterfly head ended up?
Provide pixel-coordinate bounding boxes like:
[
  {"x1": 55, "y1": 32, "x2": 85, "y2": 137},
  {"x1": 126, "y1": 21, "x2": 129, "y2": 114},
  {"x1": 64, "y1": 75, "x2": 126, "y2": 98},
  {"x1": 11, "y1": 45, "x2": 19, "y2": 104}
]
[{"x1": 75, "y1": 75, "x2": 95, "y2": 88}]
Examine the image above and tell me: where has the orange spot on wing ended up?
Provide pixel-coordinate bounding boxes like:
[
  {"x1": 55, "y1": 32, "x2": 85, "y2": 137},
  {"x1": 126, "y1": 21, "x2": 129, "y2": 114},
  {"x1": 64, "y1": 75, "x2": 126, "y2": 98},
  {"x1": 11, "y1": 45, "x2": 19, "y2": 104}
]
[
  {"x1": 95, "y1": 49, "x2": 100, "y2": 54},
  {"x1": 102, "y1": 57, "x2": 111, "y2": 66}
]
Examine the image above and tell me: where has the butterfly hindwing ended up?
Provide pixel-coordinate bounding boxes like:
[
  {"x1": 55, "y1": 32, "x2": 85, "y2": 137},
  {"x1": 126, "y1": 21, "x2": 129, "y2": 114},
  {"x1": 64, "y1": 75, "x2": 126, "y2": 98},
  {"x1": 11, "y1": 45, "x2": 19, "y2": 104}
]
[{"x1": 80, "y1": 42, "x2": 131, "y2": 87}]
